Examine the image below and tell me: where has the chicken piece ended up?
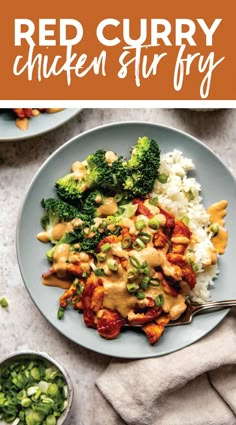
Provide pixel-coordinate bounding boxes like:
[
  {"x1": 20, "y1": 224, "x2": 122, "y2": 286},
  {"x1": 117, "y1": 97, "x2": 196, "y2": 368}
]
[
  {"x1": 171, "y1": 243, "x2": 186, "y2": 255},
  {"x1": 90, "y1": 285, "x2": 104, "y2": 312},
  {"x1": 142, "y1": 315, "x2": 170, "y2": 345},
  {"x1": 162, "y1": 279, "x2": 178, "y2": 297},
  {"x1": 59, "y1": 284, "x2": 77, "y2": 308},
  {"x1": 159, "y1": 207, "x2": 175, "y2": 230},
  {"x1": 97, "y1": 309, "x2": 125, "y2": 339},
  {"x1": 66, "y1": 263, "x2": 84, "y2": 277},
  {"x1": 167, "y1": 253, "x2": 196, "y2": 289},
  {"x1": 128, "y1": 307, "x2": 162, "y2": 326},
  {"x1": 153, "y1": 230, "x2": 169, "y2": 249},
  {"x1": 171, "y1": 220, "x2": 191, "y2": 254},
  {"x1": 97, "y1": 234, "x2": 122, "y2": 251},
  {"x1": 81, "y1": 276, "x2": 103, "y2": 328},
  {"x1": 132, "y1": 199, "x2": 153, "y2": 218}
]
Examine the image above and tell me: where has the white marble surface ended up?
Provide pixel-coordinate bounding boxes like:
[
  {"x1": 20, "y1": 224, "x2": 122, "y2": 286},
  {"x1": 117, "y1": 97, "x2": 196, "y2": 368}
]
[{"x1": 0, "y1": 108, "x2": 236, "y2": 425}]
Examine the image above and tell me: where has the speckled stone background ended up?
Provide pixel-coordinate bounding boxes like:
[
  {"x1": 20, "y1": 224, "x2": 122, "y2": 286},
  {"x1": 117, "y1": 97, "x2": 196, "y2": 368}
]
[{"x1": 0, "y1": 108, "x2": 236, "y2": 425}]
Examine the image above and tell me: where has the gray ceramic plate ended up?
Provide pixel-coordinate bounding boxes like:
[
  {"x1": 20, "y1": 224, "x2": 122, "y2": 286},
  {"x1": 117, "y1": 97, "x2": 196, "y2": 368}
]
[
  {"x1": 16, "y1": 122, "x2": 236, "y2": 359},
  {"x1": 0, "y1": 109, "x2": 81, "y2": 142}
]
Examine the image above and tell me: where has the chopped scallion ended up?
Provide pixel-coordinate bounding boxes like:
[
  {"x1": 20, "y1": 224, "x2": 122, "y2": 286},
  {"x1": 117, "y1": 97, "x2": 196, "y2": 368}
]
[
  {"x1": 101, "y1": 243, "x2": 111, "y2": 252},
  {"x1": 149, "y1": 197, "x2": 159, "y2": 206},
  {"x1": 157, "y1": 174, "x2": 168, "y2": 184},
  {"x1": 154, "y1": 294, "x2": 165, "y2": 307}
]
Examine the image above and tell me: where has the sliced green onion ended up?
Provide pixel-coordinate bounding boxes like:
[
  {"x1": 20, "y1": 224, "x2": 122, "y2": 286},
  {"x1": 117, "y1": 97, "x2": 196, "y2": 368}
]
[
  {"x1": 46, "y1": 415, "x2": 57, "y2": 425},
  {"x1": 132, "y1": 238, "x2": 145, "y2": 250},
  {"x1": 0, "y1": 297, "x2": 8, "y2": 308},
  {"x1": 148, "y1": 217, "x2": 160, "y2": 230},
  {"x1": 127, "y1": 270, "x2": 138, "y2": 281},
  {"x1": 136, "y1": 291, "x2": 145, "y2": 300},
  {"x1": 121, "y1": 237, "x2": 132, "y2": 249},
  {"x1": 135, "y1": 219, "x2": 146, "y2": 231},
  {"x1": 127, "y1": 283, "x2": 139, "y2": 293},
  {"x1": 129, "y1": 256, "x2": 141, "y2": 269},
  {"x1": 106, "y1": 216, "x2": 116, "y2": 224},
  {"x1": 76, "y1": 283, "x2": 84, "y2": 295},
  {"x1": 98, "y1": 221, "x2": 107, "y2": 231},
  {"x1": 137, "y1": 232, "x2": 151, "y2": 243},
  {"x1": 73, "y1": 278, "x2": 79, "y2": 286},
  {"x1": 31, "y1": 367, "x2": 40, "y2": 381},
  {"x1": 27, "y1": 386, "x2": 39, "y2": 396},
  {"x1": 90, "y1": 262, "x2": 97, "y2": 271},
  {"x1": 107, "y1": 259, "x2": 119, "y2": 272},
  {"x1": 210, "y1": 223, "x2": 219, "y2": 235},
  {"x1": 140, "y1": 277, "x2": 149, "y2": 290},
  {"x1": 149, "y1": 197, "x2": 159, "y2": 206},
  {"x1": 82, "y1": 272, "x2": 88, "y2": 278},
  {"x1": 94, "y1": 268, "x2": 105, "y2": 276},
  {"x1": 181, "y1": 216, "x2": 190, "y2": 226},
  {"x1": 114, "y1": 194, "x2": 123, "y2": 202},
  {"x1": 21, "y1": 397, "x2": 32, "y2": 407},
  {"x1": 187, "y1": 190, "x2": 195, "y2": 201},
  {"x1": 154, "y1": 294, "x2": 165, "y2": 307},
  {"x1": 149, "y1": 278, "x2": 161, "y2": 287},
  {"x1": 158, "y1": 173, "x2": 168, "y2": 184},
  {"x1": 96, "y1": 253, "x2": 107, "y2": 262},
  {"x1": 57, "y1": 307, "x2": 65, "y2": 320},
  {"x1": 101, "y1": 243, "x2": 111, "y2": 252}
]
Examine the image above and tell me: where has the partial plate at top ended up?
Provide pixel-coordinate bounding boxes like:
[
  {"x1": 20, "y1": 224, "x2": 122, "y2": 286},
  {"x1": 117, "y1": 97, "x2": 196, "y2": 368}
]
[{"x1": 0, "y1": 108, "x2": 81, "y2": 141}]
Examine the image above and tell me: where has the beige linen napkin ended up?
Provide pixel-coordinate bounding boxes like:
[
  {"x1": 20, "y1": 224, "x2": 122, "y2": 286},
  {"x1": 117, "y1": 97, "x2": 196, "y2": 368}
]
[{"x1": 94, "y1": 308, "x2": 236, "y2": 425}]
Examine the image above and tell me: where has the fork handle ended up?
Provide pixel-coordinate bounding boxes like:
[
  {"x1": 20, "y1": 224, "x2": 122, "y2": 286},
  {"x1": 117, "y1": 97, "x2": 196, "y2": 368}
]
[{"x1": 192, "y1": 299, "x2": 236, "y2": 315}]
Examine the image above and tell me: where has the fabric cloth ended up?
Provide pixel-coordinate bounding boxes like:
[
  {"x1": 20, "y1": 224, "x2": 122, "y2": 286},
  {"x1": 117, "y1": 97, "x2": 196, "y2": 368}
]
[{"x1": 94, "y1": 309, "x2": 236, "y2": 425}]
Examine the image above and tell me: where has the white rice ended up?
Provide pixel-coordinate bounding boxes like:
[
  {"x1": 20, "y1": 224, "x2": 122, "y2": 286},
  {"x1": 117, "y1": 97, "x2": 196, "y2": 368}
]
[{"x1": 151, "y1": 149, "x2": 218, "y2": 302}]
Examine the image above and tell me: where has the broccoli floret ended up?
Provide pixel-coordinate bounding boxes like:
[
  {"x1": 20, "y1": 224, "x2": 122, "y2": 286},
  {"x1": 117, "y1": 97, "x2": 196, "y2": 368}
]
[
  {"x1": 86, "y1": 149, "x2": 117, "y2": 189},
  {"x1": 122, "y1": 136, "x2": 160, "y2": 197},
  {"x1": 41, "y1": 198, "x2": 80, "y2": 243},
  {"x1": 55, "y1": 138, "x2": 161, "y2": 203},
  {"x1": 80, "y1": 190, "x2": 104, "y2": 219},
  {"x1": 55, "y1": 150, "x2": 118, "y2": 202},
  {"x1": 55, "y1": 172, "x2": 89, "y2": 203}
]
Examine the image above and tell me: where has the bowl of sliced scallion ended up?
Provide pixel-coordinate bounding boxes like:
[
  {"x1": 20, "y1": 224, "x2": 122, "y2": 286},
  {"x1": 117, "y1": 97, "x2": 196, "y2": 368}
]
[{"x1": 0, "y1": 351, "x2": 73, "y2": 425}]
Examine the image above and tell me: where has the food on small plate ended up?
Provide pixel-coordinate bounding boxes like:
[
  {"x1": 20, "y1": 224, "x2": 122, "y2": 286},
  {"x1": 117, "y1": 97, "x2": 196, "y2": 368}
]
[
  {"x1": 13, "y1": 108, "x2": 64, "y2": 130},
  {"x1": 37, "y1": 136, "x2": 228, "y2": 345}
]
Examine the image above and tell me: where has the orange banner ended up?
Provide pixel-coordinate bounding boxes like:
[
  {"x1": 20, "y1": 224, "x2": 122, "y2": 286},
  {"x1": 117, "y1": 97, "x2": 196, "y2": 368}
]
[{"x1": 0, "y1": 0, "x2": 235, "y2": 100}]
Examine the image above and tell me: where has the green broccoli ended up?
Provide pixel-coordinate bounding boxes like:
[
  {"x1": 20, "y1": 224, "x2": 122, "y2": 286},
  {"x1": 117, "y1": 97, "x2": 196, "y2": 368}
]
[
  {"x1": 41, "y1": 198, "x2": 81, "y2": 243},
  {"x1": 55, "y1": 172, "x2": 88, "y2": 203},
  {"x1": 80, "y1": 190, "x2": 104, "y2": 219},
  {"x1": 55, "y1": 138, "x2": 161, "y2": 203},
  {"x1": 56, "y1": 150, "x2": 118, "y2": 203},
  {"x1": 86, "y1": 149, "x2": 117, "y2": 189},
  {"x1": 121, "y1": 136, "x2": 160, "y2": 197}
]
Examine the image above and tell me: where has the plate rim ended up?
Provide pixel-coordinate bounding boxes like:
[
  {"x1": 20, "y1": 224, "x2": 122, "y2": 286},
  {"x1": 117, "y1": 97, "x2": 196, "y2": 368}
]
[
  {"x1": 16, "y1": 120, "x2": 235, "y2": 358},
  {"x1": 0, "y1": 108, "x2": 82, "y2": 142}
]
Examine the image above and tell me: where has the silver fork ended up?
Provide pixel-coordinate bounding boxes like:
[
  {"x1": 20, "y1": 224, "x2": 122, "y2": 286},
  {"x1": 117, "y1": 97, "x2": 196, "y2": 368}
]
[
  {"x1": 124, "y1": 300, "x2": 236, "y2": 329},
  {"x1": 166, "y1": 299, "x2": 236, "y2": 327}
]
